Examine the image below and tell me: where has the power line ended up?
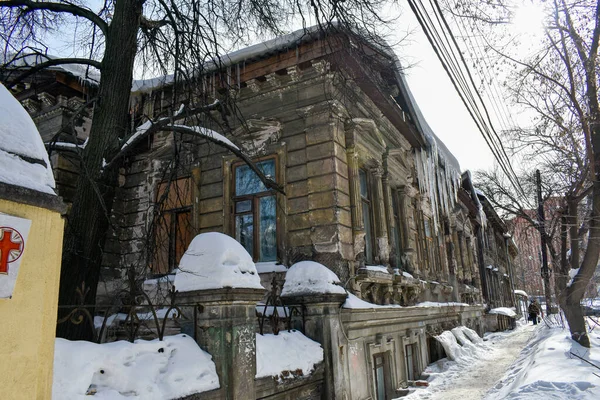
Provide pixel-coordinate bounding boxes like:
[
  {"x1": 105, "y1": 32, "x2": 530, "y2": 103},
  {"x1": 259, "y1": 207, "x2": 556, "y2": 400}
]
[{"x1": 406, "y1": 0, "x2": 526, "y2": 197}]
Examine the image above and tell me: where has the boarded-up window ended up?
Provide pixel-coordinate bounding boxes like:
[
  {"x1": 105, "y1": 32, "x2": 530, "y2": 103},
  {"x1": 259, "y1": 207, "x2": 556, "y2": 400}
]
[{"x1": 152, "y1": 177, "x2": 194, "y2": 274}]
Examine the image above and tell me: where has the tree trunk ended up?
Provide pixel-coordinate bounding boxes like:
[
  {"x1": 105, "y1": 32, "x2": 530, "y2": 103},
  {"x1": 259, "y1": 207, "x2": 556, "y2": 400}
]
[
  {"x1": 56, "y1": 0, "x2": 143, "y2": 340},
  {"x1": 562, "y1": 154, "x2": 600, "y2": 348}
]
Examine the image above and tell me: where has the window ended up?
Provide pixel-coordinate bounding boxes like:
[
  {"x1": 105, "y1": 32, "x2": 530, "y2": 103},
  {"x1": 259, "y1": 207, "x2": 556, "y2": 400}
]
[
  {"x1": 153, "y1": 177, "x2": 194, "y2": 274},
  {"x1": 374, "y1": 354, "x2": 388, "y2": 400},
  {"x1": 420, "y1": 215, "x2": 432, "y2": 270},
  {"x1": 360, "y1": 169, "x2": 375, "y2": 263},
  {"x1": 391, "y1": 191, "x2": 404, "y2": 268},
  {"x1": 405, "y1": 343, "x2": 419, "y2": 381},
  {"x1": 233, "y1": 158, "x2": 277, "y2": 261}
]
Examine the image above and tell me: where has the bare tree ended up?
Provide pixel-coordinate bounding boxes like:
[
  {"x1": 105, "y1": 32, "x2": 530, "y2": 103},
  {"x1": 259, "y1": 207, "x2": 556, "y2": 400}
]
[
  {"x1": 450, "y1": 0, "x2": 599, "y2": 347},
  {"x1": 0, "y1": 0, "x2": 394, "y2": 340}
]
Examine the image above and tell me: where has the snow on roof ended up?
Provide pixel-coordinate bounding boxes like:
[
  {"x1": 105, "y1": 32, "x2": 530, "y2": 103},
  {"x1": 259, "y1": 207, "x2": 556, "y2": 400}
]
[
  {"x1": 281, "y1": 261, "x2": 346, "y2": 297},
  {"x1": 8, "y1": 53, "x2": 100, "y2": 85},
  {"x1": 132, "y1": 26, "x2": 327, "y2": 93},
  {"x1": 255, "y1": 330, "x2": 323, "y2": 380},
  {"x1": 514, "y1": 289, "x2": 528, "y2": 297},
  {"x1": 488, "y1": 307, "x2": 517, "y2": 318},
  {"x1": 173, "y1": 232, "x2": 264, "y2": 292},
  {"x1": 52, "y1": 334, "x2": 219, "y2": 400},
  {"x1": 0, "y1": 83, "x2": 56, "y2": 194}
]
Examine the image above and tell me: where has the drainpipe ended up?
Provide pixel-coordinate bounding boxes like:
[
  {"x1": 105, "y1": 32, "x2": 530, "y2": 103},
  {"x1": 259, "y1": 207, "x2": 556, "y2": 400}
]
[{"x1": 504, "y1": 233, "x2": 517, "y2": 310}]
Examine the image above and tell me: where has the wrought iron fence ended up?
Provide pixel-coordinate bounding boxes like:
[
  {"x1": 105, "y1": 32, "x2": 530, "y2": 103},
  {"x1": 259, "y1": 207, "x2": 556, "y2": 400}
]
[
  {"x1": 257, "y1": 276, "x2": 305, "y2": 335},
  {"x1": 57, "y1": 285, "x2": 198, "y2": 343}
]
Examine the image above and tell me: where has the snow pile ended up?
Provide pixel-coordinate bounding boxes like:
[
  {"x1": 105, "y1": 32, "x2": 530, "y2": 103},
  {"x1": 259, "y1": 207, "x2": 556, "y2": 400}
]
[
  {"x1": 52, "y1": 334, "x2": 219, "y2": 400},
  {"x1": 0, "y1": 83, "x2": 56, "y2": 194},
  {"x1": 281, "y1": 261, "x2": 346, "y2": 296},
  {"x1": 486, "y1": 322, "x2": 600, "y2": 399},
  {"x1": 434, "y1": 326, "x2": 488, "y2": 362},
  {"x1": 255, "y1": 261, "x2": 288, "y2": 273},
  {"x1": 174, "y1": 232, "x2": 264, "y2": 292},
  {"x1": 489, "y1": 307, "x2": 517, "y2": 318},
  {"x1": 255, "y1": 330, "x2": 323, "y2": 380},
  {"x1": 343, "y1": 293, "x2": 402, "y2": 309}
]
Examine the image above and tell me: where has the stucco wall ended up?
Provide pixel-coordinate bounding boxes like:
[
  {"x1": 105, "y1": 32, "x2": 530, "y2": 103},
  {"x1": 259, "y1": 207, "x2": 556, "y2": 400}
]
[{"x1": 0, "y1": 198, "x2": 64, "y2": 400}]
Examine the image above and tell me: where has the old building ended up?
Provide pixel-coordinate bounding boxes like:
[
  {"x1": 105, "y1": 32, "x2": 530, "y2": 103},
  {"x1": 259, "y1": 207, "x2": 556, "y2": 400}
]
[{"x1": 6, "y1": 27, "x2": 518, "y2": 399}]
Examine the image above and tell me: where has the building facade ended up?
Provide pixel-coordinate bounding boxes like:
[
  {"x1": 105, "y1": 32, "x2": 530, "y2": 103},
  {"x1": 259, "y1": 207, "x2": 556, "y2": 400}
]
[{"x1": 6, "y1": 29, "x2": 518, "y2": 399}]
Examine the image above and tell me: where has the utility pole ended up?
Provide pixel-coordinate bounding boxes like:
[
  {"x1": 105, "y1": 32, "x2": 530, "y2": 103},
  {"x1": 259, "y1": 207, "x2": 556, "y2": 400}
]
[{"x1": 536, "y1": 169, "x2": 553, "y2": 315}]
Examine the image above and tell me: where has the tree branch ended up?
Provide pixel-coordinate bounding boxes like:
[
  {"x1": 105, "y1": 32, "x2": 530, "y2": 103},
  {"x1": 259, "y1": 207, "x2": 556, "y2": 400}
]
[
  {"x1": 167, "y1": 125, "x2": 284, "y2": 194},
  {"x1": 4, "y1": 56, "x2": 101, "y2": 87},
  {"x1": 0, "y1": 0, "x2": 109, "y2": 36}
]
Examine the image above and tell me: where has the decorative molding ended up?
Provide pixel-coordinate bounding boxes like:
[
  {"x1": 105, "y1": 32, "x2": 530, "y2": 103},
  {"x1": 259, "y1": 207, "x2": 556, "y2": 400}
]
[{"x1": 246, "y1": 78, "x2": 261, "y2": 93}]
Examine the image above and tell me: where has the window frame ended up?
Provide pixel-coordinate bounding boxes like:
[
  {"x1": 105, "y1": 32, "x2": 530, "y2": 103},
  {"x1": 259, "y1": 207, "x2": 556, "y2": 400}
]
[
  {"x1": 231, "y1": 155, "x2": 279, "y2": 262},
  {"x1": 359, "y1": 168, "x2": 376, "y2": 264},
  {"x1": 373, "y1": 353, "x2": 391, "y2": 400},
  {"x1": 152, "y1": 175, "x2": 194, "y2": 275},
  {"x1": 391, "y1": 190, "x2": 405, "y2": 269}
]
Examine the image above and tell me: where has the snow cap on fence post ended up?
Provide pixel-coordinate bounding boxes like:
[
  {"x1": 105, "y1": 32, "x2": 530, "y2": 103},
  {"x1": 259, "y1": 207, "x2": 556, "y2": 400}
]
[
  {"x1": 280, "y1": 260, "x2": 347, "y2": 400},
  {"x1": 173, "y1": 232, "x2": 265, "y2": 400}
]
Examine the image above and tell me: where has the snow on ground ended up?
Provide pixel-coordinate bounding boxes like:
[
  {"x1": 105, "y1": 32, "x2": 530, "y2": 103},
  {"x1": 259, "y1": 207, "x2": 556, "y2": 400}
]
[
  {"x1": 401, "y1": 324, "x2": 534, "y2": 400},
  {"x1": 255, "y1": 330, "x2": 323, "y2": 380},
  {"x1": 0, "y1": 83, "x2": 56, "y2": 194},
  {"x1": 281, "y1": 261, "x2": 346, "y2": 296},
  {"x1": 174, "y1": 232, "x2": 263, "y2": 292},
  {"x1": 52, "y1": 334, "x2": 219, "y2": 400},
  {"x1": 486, "y1": 319, "x2": 600, "y2": 399}
]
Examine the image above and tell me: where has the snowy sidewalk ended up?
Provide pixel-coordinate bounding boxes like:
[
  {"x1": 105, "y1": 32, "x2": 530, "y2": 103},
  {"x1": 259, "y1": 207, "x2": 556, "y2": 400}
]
[{"x1": 402, "y1": 324, "x2": 535, "y2": 400}]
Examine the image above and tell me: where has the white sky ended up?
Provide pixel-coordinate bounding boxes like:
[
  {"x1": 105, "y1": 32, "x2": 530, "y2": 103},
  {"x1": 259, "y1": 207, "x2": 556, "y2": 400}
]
[{"x1": 389, "y1": 2, "x2": 495, "y2": 173}]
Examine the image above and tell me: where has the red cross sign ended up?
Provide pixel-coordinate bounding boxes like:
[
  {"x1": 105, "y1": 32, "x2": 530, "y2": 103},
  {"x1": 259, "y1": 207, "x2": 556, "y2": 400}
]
[{"x1": 0, "y1": 227, "x2": 24, "y2": 274}]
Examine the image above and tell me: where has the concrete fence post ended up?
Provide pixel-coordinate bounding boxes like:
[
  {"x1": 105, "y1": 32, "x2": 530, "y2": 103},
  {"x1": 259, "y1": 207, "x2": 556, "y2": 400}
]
[{"x1": 177, "y1": 288, "x2": 264, "y2": 400}]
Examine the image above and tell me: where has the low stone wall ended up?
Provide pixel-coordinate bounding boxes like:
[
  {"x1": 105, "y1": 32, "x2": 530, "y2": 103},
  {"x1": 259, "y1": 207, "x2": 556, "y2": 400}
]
[
  {"x1": 335, "y1": 304, "x2": 484, "y2": 400},
  {"x1": 255, "y1": 363, "x2": 324, "y2": 400}
]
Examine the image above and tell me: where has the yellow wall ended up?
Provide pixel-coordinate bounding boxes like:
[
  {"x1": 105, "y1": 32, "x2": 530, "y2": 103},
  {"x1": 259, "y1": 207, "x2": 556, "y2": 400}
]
[{"x1": 0, "y1": 198, "x2": 64, "y2": 400}]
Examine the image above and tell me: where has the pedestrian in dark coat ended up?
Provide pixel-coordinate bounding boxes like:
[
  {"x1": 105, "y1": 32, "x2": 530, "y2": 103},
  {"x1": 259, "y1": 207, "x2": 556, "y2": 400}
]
[{"x1": 528, "y1": 300, "x2": 540, "y2": 325}]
